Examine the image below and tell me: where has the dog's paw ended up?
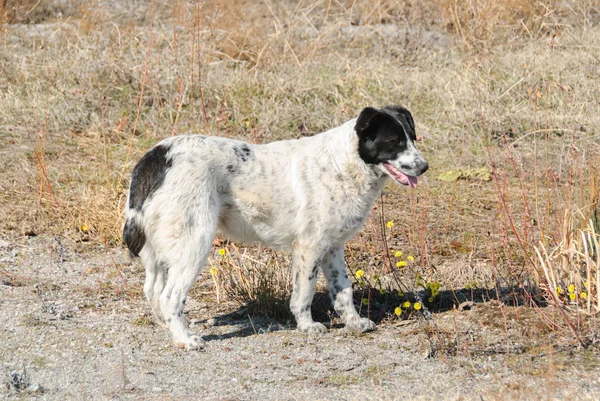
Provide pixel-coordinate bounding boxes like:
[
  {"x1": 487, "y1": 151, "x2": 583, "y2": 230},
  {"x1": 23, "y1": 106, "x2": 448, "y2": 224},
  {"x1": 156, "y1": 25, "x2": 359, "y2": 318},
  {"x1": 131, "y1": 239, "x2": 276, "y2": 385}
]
[
  {"x1": 174, "y1": 334, "x2": 205, "y2": 350},
  {"x1": 297, "y1": 321, "x2": 328, "y2": 334},
  {"x1": 345, "y1": 317, "x2": 376, "y2": 333}
]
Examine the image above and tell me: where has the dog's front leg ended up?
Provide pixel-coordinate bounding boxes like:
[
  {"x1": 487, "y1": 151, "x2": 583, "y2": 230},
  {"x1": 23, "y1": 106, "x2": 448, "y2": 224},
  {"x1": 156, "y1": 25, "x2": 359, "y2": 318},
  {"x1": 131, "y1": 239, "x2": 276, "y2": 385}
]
[
  {"x1": 290, "y1": 243, "x2": 327, "y2": 334},
  {"x1": 322, "y1": 246, "x2": 375, "y2": 333}
]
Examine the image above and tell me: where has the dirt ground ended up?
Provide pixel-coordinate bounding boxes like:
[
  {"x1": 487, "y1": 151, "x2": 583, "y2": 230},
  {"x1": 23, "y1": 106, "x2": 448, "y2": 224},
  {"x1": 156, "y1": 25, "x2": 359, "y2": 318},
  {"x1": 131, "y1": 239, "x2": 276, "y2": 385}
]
[
  {"x1": 1, "y1": 235, "x2": 599, "y2": 400},
  {"x1": 2, "y1": 0, "x2": 600, "y2": 399}
]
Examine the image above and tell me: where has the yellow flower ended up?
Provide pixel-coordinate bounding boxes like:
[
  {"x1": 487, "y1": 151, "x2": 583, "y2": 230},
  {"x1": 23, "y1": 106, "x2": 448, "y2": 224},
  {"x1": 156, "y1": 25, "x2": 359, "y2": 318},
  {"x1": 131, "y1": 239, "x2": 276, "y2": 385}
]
[
  {"x1": 394, "y1": 251, "x2": 403, "y2": 258},
  {"x1": 407, "y1": 255, "x2": 414, "y2": 262},
  {"x1": 355, "y1": 270, "x2": 364, "y2": 279},
  {"x1": 379, "y1": 288, "x2": 386, "y2": 295},
  {"x1": 209, "y1": 266, "x2": 217, "y2": 276},
  {"x1": 569, "y1": 292, "x2": 576, "y2": 301},
  {"x1": 403, "y1": 301, "x2": 411, "y2": 308},
  {"x1": 428, "y1": 297, "x2": 433, "y2": 303},
  {"x1": 81, "y1": 224, "x2": 89, "y2": 232},
  {"x1": 396, "y1": 261, "x2": 407, "y2": 268},
  {"x1": 373, "y1": 273, "x2": 379, "y2": 281},
  {"x1": 584, "y1": 281, "x2": 590, "y2": 288},
  {"x1": 413, "y1": 302, "x2": 422, "y2": 311},
  {"x1": 394, "y1": 307, "x2": 402, "y2": 316},
  {"x1": 398, "y1": 290, "x2": 404, "y2": 297},
  {"x1": 581, "y1": 291, "x2": 587, "y2": 299},
  {"x1": 568, "y1": 284, "x2": 575, "y2": 293},
  {"x1": 386, "y1": 221, "x2": 395, "y2": 229},
  {"x1": 361, "y1": 298, "x2": 369, "y2": 306},
  {"x1": 218, "y1": 248, "x2": 226, "y2": 256},
  {"x1": 556, "y1": 286, "x2": 562, "y2": 295}
]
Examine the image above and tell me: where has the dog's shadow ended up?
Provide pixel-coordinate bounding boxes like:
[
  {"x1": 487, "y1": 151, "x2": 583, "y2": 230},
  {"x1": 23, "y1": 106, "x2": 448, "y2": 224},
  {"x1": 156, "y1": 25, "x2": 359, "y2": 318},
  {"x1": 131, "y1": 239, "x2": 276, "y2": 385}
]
[{"x1": 197, "y1": 287, "x2": 536, "y2": 342}]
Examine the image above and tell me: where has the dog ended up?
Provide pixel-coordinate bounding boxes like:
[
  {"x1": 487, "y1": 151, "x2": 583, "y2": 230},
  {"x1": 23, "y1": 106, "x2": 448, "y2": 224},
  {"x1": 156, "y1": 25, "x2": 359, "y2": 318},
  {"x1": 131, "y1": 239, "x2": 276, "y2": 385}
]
[{"x1": 123, "y1": 105, "x2": 429, "y2": 349}]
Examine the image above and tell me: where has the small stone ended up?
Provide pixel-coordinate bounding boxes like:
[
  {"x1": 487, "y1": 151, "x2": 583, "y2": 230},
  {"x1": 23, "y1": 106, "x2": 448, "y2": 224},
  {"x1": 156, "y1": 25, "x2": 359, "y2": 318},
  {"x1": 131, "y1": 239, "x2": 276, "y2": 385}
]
[
  {"x1": 0, "y1": 239, "x2": 10, "y2": 248},
  {"x1": 152, "y1": 387, "x2": 163, "y2": 393},
  {"x1": 27, "y1": 383, "x2": 44, "y2": 393}
]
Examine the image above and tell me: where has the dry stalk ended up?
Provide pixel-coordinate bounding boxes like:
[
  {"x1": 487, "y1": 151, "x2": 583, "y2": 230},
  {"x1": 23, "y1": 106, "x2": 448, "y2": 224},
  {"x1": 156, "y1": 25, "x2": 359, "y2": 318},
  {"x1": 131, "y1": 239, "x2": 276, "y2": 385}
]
[{"x1": 118, "y1": 0, "x2": 156, "y2": 192}]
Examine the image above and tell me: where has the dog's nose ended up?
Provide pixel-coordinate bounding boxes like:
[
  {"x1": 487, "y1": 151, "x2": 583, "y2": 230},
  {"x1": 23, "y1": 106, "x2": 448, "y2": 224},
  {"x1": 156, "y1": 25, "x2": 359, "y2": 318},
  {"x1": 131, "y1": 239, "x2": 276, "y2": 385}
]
[{"x1": 418, "y1": 160, "x2": 429, "y2": 175}]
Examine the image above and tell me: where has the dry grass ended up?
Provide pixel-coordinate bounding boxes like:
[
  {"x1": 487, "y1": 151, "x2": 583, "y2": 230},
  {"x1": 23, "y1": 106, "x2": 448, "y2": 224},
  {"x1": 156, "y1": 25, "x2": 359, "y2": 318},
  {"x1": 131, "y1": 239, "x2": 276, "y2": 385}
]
[{"x1": 1, "y1": 0, "x2": 600, "y2": 339}]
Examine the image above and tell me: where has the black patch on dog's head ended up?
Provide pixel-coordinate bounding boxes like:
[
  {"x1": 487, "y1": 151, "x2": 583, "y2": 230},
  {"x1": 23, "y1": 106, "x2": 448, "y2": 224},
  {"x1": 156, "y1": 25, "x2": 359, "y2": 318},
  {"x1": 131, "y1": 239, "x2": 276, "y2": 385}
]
[
  {"x1": 129, "y1": 144, "x2": 173, "y2": 210},
  {"x1": 355, "y1": 106, "x2": 415, "y2": 165},
  {"x1": 382, "y1": 105, "x2": 416, "y2": 140}
]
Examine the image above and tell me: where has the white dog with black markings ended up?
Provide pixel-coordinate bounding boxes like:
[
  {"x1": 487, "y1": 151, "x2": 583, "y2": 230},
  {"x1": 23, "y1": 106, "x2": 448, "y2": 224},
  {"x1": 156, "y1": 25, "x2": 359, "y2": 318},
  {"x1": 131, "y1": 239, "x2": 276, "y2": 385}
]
[{"x1": 124, "y1": 105, "x2": 428, "y2": 350}]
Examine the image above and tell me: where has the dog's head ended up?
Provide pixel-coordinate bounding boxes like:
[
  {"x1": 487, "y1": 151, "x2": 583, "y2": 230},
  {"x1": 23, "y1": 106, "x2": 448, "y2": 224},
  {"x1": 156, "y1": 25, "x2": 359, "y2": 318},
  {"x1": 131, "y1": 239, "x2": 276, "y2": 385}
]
[{"x1": 355, "y1": 105, "x2": 428, "y2": 188}]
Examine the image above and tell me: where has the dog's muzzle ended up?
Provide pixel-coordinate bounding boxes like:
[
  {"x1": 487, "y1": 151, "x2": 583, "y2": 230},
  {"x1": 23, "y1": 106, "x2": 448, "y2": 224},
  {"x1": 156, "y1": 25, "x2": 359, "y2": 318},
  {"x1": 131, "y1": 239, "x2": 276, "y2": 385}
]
[{"x1": 382, "y1": 158, "x2": 428, "y2": 188}]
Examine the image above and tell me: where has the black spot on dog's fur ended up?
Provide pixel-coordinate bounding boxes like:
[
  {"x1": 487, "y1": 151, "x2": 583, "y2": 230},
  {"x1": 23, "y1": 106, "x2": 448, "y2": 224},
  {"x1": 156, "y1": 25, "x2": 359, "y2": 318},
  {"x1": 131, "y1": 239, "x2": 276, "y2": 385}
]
[
  {"x1": 123, "y1": 218, "x2": 145, "y2": 257},
  {"x1": 187, "y1": 213, "x2": 195, "y2": 229},
  {"x1": 234, "y1": 144, "x2": 252, "y2": 162},
  {"x1": 226, "y1": 164, "x2": 237, "y2": 174},
  {"x1": 129, "y1": 144, "x2": 173, "y2": 210},
  {"x1": 308, "y1": 261, "x2": 319, "y2": 281},
  {"x1": 159, "y1": 260, "x2": 170, "y2": 275}
]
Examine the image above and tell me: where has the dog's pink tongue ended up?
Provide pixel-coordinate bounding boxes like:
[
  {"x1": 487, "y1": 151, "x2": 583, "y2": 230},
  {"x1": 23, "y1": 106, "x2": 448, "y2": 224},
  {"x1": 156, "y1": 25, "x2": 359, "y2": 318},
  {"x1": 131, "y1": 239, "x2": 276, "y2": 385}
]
[{"x1": 407, "y1": 175, "x2": 418, "y2": 188}]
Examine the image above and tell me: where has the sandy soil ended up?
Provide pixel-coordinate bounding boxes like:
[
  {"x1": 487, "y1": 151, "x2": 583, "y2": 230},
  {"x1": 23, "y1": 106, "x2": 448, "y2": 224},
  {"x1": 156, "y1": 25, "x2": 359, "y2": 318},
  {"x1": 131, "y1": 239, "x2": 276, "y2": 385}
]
[{"x1": 1, "y1": 235, "x2": 599, "y2": 400}]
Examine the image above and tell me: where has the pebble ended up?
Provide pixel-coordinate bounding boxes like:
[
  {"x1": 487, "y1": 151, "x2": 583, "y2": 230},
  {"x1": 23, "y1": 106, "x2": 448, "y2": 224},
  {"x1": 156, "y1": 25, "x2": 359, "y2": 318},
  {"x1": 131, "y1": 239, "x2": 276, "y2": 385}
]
[{"x1": 27, "y1": 383, "x2": 44, "y2": 393}]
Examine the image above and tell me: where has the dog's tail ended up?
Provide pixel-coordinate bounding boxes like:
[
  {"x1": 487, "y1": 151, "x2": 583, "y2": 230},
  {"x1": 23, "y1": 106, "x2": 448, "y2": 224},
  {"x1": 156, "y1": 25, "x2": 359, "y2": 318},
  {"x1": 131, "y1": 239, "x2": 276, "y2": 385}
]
[
  {"x1": 123, "y1": 212, "x2": 145, "y2": 257},
  {"x1": 123, "y1": 142, "x2": 174, "y2": 257},
  {"x1": 123, "y1": 205, "x2": 146, "y2": 257},
  {"x1": 123, "y1": 179, "x2": 147, "y2": 257}
]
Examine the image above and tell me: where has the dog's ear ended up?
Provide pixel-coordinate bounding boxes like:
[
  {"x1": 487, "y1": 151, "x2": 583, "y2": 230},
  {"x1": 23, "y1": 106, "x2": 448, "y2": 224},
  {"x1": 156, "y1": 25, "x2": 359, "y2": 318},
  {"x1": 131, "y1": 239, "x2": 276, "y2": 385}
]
[
  {"x1": 355, "y1": 107, "x2": 380, "y2": 136},
  {"x1": 383, "y1": 105, "x2": 417, "y2": 141}
]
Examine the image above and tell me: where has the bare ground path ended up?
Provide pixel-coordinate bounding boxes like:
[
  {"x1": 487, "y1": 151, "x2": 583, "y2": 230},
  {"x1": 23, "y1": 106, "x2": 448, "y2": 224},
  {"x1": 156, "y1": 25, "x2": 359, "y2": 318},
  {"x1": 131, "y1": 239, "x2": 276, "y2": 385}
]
[{"x1": 1, "y1": 236, "x2": 599, "y2": 400}]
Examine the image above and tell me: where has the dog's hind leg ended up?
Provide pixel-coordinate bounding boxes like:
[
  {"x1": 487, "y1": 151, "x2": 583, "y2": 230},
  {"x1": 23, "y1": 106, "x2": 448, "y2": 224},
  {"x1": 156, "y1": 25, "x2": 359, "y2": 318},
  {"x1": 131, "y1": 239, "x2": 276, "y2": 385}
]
[
  {"x1": 139, "y1": 245, "x2": 167, "y2": 327},
  {"x1": 290, "y1": 243, "x2": 327, "y2": 334},
  {"x1": 321, "y1": 246, "x2": 375, "y2": 333},
  {"x1": 158, "y1": 207, "x2": 218, "y2": 350}
]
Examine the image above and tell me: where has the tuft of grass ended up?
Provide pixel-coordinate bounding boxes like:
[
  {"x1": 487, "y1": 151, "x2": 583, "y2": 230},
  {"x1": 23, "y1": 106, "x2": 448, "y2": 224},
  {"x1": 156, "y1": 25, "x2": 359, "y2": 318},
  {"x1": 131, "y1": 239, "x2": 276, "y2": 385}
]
[
  {"x1": 536, "y1": 213, "x2": 600, "y2": 314},
  {"x1": 131, "y1": 314, "x2": 156, "y2": 327},
  {"x1": 208, "y1": 243, "x2": 293, "y2": 319}
]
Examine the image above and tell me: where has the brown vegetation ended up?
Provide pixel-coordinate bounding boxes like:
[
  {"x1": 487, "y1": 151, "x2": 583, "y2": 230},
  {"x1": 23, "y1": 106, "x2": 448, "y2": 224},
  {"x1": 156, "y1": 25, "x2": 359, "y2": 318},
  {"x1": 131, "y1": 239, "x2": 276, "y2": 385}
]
[{"x1": 1, "y1": 0, "x2": 600, "y2": 344}]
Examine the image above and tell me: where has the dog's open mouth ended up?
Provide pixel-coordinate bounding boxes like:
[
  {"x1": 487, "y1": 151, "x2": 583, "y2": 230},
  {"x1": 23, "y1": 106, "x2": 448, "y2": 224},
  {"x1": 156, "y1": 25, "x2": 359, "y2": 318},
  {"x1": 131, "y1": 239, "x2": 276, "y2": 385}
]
[{"x1": 383, "y1": 162, "x2": 418, "y2": 188}]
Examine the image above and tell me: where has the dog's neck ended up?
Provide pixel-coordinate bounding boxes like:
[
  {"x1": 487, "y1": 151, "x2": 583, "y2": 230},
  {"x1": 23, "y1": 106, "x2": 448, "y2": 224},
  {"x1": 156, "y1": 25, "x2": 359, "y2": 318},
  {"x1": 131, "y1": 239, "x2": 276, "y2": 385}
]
[{"x1": 327, "y1": 119, "x2": 389, "y2": 196}]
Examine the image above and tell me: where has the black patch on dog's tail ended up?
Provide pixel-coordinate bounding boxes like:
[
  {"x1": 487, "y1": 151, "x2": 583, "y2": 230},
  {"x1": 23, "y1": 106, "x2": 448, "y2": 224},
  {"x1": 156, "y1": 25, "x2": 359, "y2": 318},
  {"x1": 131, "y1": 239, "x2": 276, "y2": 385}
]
[{"x1": 123, "y1": 217, "x2": 145, "y2": 257}]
